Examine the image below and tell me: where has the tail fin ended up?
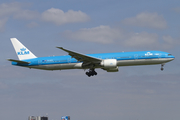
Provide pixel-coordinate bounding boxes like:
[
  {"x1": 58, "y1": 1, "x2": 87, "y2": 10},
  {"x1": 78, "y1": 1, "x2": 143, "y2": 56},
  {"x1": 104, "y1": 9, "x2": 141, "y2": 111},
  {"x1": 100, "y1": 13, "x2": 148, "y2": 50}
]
[{"x1": 10, "y1": 38, "x2": 37, "y2": 60}]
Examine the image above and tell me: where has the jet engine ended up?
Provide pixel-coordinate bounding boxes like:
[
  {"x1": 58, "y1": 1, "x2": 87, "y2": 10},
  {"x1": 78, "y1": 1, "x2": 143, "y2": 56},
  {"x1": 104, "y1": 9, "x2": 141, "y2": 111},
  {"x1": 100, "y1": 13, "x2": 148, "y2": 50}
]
[{"x1": 100, "y1": 59, "x2": 117, "y2": 68}]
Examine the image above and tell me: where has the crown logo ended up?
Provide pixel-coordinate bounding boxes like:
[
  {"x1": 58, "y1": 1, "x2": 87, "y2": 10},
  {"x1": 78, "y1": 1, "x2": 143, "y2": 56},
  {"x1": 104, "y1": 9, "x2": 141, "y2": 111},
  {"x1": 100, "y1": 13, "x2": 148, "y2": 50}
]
[
  {"x1": 145, "y1": 52, "x2": 153, "y2": 56},
  {"x1": 20, "y1": 48, "x2": 26, "y2": 51}
]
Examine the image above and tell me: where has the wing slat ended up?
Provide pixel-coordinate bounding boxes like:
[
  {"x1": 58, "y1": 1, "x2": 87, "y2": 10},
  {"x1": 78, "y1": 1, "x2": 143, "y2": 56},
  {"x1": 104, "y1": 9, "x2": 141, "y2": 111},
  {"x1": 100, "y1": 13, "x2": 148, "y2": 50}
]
[{"x1": 56, "y1": 47, "x2": 102, "y2": 63}]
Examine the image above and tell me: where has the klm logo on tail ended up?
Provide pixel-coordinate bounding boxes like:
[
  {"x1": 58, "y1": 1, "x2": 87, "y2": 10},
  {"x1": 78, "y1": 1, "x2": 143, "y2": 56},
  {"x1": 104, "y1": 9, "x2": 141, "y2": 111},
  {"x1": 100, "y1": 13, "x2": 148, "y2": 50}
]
[{"x1": 17, "y1": 48, "x2": 30, "y2": 55}]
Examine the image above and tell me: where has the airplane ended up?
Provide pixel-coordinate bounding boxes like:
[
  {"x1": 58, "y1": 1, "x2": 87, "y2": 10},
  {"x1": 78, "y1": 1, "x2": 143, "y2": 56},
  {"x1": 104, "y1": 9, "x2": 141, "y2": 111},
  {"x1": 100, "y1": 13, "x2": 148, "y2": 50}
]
[{"x1": 8, "y1": 38, "x2": 175, "y2": 77}]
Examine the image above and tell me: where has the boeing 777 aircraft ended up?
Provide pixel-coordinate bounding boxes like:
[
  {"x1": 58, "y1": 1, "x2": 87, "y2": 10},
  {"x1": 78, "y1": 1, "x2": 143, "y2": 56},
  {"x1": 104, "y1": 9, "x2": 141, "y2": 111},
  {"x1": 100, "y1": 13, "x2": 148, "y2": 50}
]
[{"x1": 8, "y1": 38, "x2": 175, "y2": 77}]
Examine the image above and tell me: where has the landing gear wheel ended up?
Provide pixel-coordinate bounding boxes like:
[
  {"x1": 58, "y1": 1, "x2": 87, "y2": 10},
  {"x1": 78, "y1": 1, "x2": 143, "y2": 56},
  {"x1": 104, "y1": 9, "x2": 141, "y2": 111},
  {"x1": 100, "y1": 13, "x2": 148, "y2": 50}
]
[
  {"x1": 85, "y1": 69, "x2": 97, "y2": 77},
  {"x1": 161, "y1": 64, "x2": 165, "y2": 71},
  {"x1": 94, "y1": 72, "x2": 97, "y2": 75}
]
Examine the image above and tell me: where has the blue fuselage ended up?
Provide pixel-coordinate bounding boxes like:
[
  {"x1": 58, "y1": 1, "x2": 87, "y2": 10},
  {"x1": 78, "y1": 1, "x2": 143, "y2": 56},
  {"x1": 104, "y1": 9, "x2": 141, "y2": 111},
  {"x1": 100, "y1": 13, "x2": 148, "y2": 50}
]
[{"x1": 11, "y1": 51, "x2": 174, "y2": 71}]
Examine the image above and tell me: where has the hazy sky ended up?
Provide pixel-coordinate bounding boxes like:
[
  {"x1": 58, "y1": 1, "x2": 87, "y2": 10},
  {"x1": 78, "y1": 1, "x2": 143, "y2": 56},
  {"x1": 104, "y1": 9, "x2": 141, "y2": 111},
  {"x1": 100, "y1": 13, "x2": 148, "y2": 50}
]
[{"x1": 0, "y1": 0, "x2": 180, "y2": 120}]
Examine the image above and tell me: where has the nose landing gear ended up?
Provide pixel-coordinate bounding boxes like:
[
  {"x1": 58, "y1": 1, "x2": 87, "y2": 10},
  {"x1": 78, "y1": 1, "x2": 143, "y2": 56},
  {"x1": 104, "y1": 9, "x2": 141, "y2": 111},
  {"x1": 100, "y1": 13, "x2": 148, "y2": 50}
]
[
  {"x1": 161, "y1": 64, "x2": 165, "y2": 71},
  {"x1": 85, "y1": 69, "x2": 97, "y2": 77}
]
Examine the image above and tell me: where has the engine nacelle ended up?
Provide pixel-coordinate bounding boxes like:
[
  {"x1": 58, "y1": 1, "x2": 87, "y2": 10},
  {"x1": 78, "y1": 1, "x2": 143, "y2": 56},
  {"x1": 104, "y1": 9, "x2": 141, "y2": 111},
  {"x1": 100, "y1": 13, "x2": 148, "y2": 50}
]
[
  {"x1": 100, "y1": 59, "x2": 117, "y2": 68},
  {"x1": 104, "y1": 67, "x2": 119, "y2": 72}
]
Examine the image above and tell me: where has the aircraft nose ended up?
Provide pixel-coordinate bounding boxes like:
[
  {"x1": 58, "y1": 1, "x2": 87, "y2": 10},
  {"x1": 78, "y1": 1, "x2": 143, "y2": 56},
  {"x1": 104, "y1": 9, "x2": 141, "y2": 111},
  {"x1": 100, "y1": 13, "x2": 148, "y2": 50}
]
[
  {"x1": 166, "y1": 53, "x2": 175, "y2": 61},
  {"x1": 170, "y1": 55, "x2": 175, "y2": 61}
]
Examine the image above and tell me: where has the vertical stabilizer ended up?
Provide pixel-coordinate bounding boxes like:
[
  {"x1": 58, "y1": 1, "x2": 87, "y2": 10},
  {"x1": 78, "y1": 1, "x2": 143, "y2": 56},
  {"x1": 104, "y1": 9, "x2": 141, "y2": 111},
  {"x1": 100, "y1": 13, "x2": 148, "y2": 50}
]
[{"x1": 10, "y1": 38, "x2": 37, "y2": 60}]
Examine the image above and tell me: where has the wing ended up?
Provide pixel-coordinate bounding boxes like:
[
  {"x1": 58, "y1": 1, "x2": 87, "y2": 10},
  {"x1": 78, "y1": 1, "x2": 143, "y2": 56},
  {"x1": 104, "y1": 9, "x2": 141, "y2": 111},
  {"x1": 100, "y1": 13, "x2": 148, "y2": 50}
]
[
  {"x1": 56, "y1": 47, "x2": 102, "y2": 64},
  {"x1": 7, "y1": 59, "x2": 30, "y2": 64}
]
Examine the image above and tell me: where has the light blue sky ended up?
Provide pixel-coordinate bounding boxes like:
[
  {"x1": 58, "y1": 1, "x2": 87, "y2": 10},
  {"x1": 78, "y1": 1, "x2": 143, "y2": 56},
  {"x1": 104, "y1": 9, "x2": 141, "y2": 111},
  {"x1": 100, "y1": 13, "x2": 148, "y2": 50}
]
[{"x1": 0, "y1": 0, "x2": 180, "y2": 120}]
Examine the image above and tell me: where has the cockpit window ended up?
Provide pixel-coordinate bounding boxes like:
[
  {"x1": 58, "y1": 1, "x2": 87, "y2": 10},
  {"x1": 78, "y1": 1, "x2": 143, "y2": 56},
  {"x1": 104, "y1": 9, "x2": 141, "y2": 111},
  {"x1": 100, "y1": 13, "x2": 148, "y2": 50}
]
[{"x1": 168, "y1": 54, "x2": 172, "y2": 56}]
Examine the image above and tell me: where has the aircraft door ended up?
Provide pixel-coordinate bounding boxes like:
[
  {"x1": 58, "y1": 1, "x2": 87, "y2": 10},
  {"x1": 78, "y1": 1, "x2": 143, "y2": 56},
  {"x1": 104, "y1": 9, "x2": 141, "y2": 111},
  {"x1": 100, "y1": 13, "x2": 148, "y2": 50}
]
[
  {"x1": 134, "y1": 54, "x2": 138, "y2": 59},
  {"x1": 38, "y1": 60, "x2": 42, "y2": 65},
  {"x1": 67, "y1": 58, "x2": 71, "y2": 63},
  {"x1": 158, "y1": 53, "x2": 162, "y2": 58},
  {"x1": 38, "y1": 60, "x2": 46, "y2": 65}
]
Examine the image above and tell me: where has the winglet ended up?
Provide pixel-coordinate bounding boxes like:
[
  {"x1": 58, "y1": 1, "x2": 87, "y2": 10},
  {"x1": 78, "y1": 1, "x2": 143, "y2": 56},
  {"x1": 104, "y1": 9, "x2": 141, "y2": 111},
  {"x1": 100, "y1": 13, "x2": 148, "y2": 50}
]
[
  {"x1": 56, "y1": 47, "x2": 69, "y2": 53},
  {"x1": 56, "y1": 47, "x2": 63, "y2": 49}
]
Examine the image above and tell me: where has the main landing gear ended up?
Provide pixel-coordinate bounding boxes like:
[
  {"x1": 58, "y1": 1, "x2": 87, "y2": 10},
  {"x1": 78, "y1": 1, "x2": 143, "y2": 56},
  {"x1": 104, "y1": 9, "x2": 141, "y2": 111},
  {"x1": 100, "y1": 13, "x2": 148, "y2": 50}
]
[
  {"x1": 161, "y1": 63, "x2": 165, "y2": 71},
  {"x1": 85, "y1": 69, "x2": 97, "y2": 77}
]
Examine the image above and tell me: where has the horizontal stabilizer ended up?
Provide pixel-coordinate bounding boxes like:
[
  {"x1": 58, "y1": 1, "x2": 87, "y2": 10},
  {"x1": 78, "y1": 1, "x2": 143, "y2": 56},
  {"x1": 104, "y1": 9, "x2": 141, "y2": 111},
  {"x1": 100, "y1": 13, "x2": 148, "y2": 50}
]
[{"x1": 7, "y1": 59, "x2": 30, "y2": 64}]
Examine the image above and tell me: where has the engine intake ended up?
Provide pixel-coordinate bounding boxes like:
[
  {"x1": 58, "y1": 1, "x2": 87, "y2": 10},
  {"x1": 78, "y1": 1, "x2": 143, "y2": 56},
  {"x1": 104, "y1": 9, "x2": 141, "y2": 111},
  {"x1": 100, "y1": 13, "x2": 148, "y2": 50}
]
[{"x1": 100, "y1": 59, "x2": 117, "y2": 68}]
